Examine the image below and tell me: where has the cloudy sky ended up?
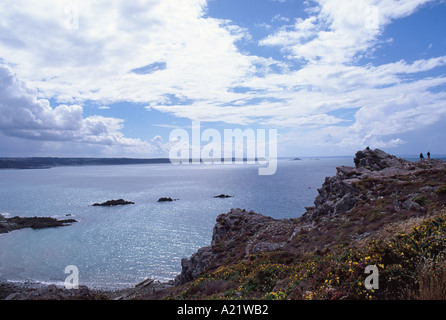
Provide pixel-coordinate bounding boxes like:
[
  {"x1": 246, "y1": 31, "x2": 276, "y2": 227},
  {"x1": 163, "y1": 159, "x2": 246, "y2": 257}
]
[{"x1": 1, "y1": 0, "x2": 445, "y2": 158}]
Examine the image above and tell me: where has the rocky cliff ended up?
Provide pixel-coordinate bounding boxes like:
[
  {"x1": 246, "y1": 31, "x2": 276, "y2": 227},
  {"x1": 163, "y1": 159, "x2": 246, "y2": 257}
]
[
  {"x1": 175, "y1": 209, "x2": 295, "y2": 285},
  {"x1": 174, "y1": 148, "x2": 446, "y2": 289}
]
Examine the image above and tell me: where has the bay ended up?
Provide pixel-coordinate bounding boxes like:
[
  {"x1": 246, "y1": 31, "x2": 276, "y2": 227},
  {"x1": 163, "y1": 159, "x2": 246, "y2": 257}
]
[{"x1": 0, "y1": 158, "x2": 353, "y2": 289}]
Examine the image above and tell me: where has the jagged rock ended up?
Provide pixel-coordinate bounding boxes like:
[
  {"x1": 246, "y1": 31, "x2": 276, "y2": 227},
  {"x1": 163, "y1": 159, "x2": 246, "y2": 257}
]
[
  {"x1": 334, "y1": 193, "x2": 359, "y2": 214},
  {"x1": 92, "y1": 199, "x2": 135, "y2": 206},
  {"x1": 301, "y1": 147, "x2": 442, "y2": 222},
  {"x1": 175, "y1": 209, "x2": 294, "y2": 286},
  {"x1": 354, "y1": 148, "x2": 411, "y2": 171},
  {"x1": 175, "y1": 247, "x2": 214, "y2": 285},
  {"x1": 304, "y1": 173, "x2": 361, "y2": 221}
]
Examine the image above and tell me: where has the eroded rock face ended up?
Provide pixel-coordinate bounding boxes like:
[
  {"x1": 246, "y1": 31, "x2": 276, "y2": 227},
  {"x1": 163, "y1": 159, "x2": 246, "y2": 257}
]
[
  {"x1": 301, "y1": 148, "x2": 442, "y2": 222},
  {"x1": 305, "y1": 174, "x2": 361, "y2": 220},
  {"x1": 174, "y1": 209, "x2": 293, "y2": 286},
  {"x1": 175, "y1": 247, "x2": 214, "y2": 285}
]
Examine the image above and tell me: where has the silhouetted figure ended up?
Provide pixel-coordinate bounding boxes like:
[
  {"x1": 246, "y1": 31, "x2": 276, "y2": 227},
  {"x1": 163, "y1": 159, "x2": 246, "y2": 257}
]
[
  {"x1": 420, "y1": 153, "x2": 424, "y2": 161},
  {"x1": 427, "y1": 151, "x2": 431, "y2": 160}
]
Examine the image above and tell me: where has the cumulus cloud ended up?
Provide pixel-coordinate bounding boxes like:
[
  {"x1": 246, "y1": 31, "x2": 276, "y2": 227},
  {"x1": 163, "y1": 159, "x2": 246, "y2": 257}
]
[
  {"x1": 0, "y1": 0, "x2": 253, "y2": 105},
  {"x1": 0, "y1": 65, "x2": 165, "y2": 156},
  {"x1": 261, "y1": 0, "x2": 436, "y2": 64}
]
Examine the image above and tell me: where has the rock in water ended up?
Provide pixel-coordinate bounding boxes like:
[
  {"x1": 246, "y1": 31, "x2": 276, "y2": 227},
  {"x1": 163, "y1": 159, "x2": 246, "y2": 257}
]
[
  {"x1": 0, "y1": 215, "x2": 77, "y2": 234},
  {"x1": 92, "y1": 199, "x2": 135, "y2": 206},
  {"x1": 157, "y1": 197, "x2": 178, "y2": 202}
]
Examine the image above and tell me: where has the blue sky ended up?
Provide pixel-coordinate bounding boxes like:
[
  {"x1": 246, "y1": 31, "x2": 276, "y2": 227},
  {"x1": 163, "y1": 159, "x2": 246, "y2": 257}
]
[{"x1": 0, "y1": 0, "x2": 445, "y2": 158}]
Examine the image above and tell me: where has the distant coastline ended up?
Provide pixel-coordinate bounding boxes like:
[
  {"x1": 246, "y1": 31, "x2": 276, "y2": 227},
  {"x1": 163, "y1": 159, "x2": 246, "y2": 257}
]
[
  {"x1": 1, "y1": 155, "x2": 445, "y2": 170},
  {"x1": 0, "y1": 157, "x2": 286, "y2": 170},
  {"x1": 0, "y1": 157, "x2": 172, "y2": 170}
]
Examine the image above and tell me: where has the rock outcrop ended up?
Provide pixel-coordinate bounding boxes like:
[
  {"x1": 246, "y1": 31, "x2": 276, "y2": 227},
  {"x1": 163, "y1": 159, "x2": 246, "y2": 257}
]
[
  {"x1": 174, "y1": 209, "x2": 294, "y2": 285},
  {"x1": 353, "y1": 147, "x2": 413, "y2": 171},
  {"x1": 301, "y1": 148, "x2": 442, "y2": 222}
]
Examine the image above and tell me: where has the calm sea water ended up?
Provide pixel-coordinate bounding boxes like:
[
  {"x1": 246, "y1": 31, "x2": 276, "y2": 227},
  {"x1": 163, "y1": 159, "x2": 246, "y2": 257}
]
[{"x1": 0, "y1": 158, "x2": 353, "y2": 289}]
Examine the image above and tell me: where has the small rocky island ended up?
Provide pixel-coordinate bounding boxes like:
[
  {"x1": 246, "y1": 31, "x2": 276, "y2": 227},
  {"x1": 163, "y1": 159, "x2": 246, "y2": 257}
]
[
  {"x1": 0, "y1": 214, "x2": 77, "y2": 234},
  {"x1": 157, "y1": 197, "x2": 179, "y2": 202},
  {"x1": 214, "y1": 194, "x2": 234, "y2": 199},
  {"x1": 92, "y1": 199, "x2": 135, "y2": 206}
]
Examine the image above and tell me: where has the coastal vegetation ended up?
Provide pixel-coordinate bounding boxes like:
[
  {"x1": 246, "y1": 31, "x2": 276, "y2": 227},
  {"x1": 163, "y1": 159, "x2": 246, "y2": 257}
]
[{"x1": 169, "y1": 209, "x2": 446, "y2": 300}]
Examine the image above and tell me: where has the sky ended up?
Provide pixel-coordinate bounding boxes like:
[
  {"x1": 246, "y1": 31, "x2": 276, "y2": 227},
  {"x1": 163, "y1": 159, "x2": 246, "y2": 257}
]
[{"x1": 0, "y1": 0, "x2": 446, "y2": 158}]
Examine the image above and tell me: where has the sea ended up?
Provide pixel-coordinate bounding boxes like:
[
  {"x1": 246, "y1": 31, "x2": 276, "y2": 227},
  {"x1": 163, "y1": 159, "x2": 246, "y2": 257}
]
[{"x1": 0, "y1": 157, "x2": 364, "y2": 290}]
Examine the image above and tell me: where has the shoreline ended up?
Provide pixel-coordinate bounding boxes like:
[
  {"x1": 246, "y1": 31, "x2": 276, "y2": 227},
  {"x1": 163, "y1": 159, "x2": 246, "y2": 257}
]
[{"x1": 0, "y1": 277, "x2": 175, "y2": 300}]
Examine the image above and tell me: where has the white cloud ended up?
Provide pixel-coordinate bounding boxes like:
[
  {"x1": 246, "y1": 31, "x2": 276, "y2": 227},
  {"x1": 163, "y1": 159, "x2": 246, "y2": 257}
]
[
  {"x1": 261, "y1": 0, "x2": 436, "y2": 64},
  {"x1": 0, "y1": 65, "x2": 166, "y2": 156},
  {"x1": 0, "y1": 0, "x2": 253, "y2": 106}
]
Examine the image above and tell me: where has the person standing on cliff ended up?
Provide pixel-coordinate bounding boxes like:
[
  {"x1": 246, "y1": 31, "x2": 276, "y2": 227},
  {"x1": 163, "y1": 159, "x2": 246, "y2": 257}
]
[
  {"x1": 420, "y1": 153, "x2": 424, "y2": 161},
  {"x1": 427, "y1": 151, "x2": 431, "y2": 160}
]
